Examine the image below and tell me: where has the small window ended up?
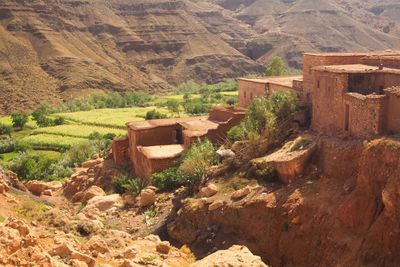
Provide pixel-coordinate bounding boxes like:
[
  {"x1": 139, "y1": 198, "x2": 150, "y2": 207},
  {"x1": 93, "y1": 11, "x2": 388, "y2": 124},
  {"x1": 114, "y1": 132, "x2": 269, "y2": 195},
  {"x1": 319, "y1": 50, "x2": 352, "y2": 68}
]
[
  {"x1": 250, "y1": 92, "x2": 253, "y2": 99},
  {"x1": 244, "y1": 91, "x2": 246, "y2": 98},
  {"x1": 317, "y1": 80, "x2": 320, "y2": 89},
  {"x1": 309, "y1": 66, "x2": 312, "y2": 75}
]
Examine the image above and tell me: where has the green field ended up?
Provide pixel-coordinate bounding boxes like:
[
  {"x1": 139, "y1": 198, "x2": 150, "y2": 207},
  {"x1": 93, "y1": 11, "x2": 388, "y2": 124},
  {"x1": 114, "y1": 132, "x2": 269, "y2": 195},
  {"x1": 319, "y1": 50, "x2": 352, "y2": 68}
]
[
  {"x1": 21, "y1": 134, "x2": 87, "y2": 150},
  {"x1": 32, "y1": 124, "x2": 127, "y2": 138},
  {"x1": 0, "y1": 117, "x2": 37, "y2": 129},
  {"x1": 52, "y1": 106, "x2": 174, "y2": 128}
]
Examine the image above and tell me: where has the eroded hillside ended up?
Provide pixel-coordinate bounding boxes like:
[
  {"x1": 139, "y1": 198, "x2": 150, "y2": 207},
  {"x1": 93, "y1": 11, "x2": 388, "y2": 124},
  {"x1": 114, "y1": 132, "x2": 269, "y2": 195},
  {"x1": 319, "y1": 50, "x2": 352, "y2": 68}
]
[{"x1": 1, "y1": 0, "x2": 400, "y2": 114}]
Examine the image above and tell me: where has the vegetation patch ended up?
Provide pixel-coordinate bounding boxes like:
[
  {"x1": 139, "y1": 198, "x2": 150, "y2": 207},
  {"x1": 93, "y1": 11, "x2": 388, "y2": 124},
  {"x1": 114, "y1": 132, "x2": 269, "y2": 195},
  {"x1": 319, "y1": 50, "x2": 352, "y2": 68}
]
[
  {"x1": 15, "y1": 200, "x2": 51, "y2": 222},
  {"x1": 21, "y1": 134, "x2": 86, "y2": 150},
  {"x1": 32, "y1": 124, "x2": 126, "y2": 139}
]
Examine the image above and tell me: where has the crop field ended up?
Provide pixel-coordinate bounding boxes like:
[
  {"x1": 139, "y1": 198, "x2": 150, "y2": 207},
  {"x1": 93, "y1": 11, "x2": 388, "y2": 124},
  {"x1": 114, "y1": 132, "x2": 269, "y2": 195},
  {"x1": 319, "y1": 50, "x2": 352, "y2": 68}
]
[
  {"x1": 21, "y1": 134, "x2": 87, "y2": 150},
  {"x1": 32, "y1": 125, "x2": 127, "y2": 138},
  {"x1": 0, "y1": 117, "x2": 37, "y2": 129},
  {"x1": 52, "y1": 106, "x2": 173, "y2": 128}
]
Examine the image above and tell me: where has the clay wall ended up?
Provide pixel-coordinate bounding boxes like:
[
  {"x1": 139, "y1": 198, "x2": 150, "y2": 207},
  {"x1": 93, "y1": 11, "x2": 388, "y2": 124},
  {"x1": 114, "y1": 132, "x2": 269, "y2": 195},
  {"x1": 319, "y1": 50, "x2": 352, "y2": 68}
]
[
  {"x1": 112, "y1": 137, "x2": 130, "y2": 166},
  {"x1": 209, "y1": 107, "x2": 244, "y2": 122},
  {"x1": 238, "y1": 79, "x2": 267, "y2": 107},
  {"x1": 130, "y1": 124, "x2": 182, "y2": 147},
  {"x1": 303, "y1": 54, "x2": 365, "y2": 100},
  {"x1": 362, "y1": 57, "x2": 400, "y2": 69},
  {"x1": 343, "y1": 94, "x2": 387, "y2": 137},
  {"x1": 385, "y1": 89, "x2": 400, "y2": 133},
  {"x1": 311, "y1": 71, "x2": 348, "y2": 134}
]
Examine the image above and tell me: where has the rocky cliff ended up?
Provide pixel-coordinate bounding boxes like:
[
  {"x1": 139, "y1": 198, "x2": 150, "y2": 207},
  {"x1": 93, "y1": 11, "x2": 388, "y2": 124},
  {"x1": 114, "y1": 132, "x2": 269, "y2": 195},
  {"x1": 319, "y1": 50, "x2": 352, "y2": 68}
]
[
  {"x1": 1, "y1": 0, "x2": 400, "y2": 114},
  {"x1": 168, "y1": 136, "x2": 400, "y2": 267}
]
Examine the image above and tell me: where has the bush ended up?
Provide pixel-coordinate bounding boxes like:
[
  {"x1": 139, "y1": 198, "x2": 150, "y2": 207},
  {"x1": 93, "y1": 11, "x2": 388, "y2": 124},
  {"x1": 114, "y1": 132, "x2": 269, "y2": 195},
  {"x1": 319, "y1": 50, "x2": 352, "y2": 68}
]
[
  {"x1": 32, "y1": 104, "x2": 53, "y2": 127},
  {"x1": 183, "y1": 99, "x2": 211, "y2": 115},
  {"x1": 112, "y1": 175, "x2": 148, "y2": 196},
  {"x1": 11, "y1": 112, "x2": 29, "y2": 129},
  {"x1": 226, "y1": 97, "x2": 237, "y2": 106},
  {"x1": 0, "y1": 137, "x2": 16, "y2": 153},
  {"x1": 10, "y1": 152, "x2": 58, "y2": 181},
  {"x1": 145, "y1": 109, "x2": 168, "y2": 120},
  {"x1": 179, "y1": 139, "x2": 218, "y2": 186},
  {"x1": 227, "y1": 91, "x2": 297, "y2": 142},
  {"x1": 67, "y1": 141, "x2": 95, "y2": 166},
  {"x1": 88, "y1": 131, "x2": 113, "y2": 154},
  {"x1": 0, "y1": 124, "x2": 12, "y2": 136},
  {"x1": 151, "y1": 167, "x2": 185, "y2": 191},
  {"x1": 255, "y1": 166, "x2": 278, "y2": 183},
  {"x1": 53, "y1": 117, "x2": 65, "y2": 126},
  {"x1": 265, "y1": 56, "x2": 289, "y2": 76}
]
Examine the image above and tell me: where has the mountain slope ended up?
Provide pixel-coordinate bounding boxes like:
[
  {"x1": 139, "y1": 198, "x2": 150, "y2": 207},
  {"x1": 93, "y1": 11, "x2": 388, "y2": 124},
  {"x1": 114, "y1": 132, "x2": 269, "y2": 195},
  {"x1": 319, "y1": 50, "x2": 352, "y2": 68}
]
[{"x1": 0, "y1": 0, "x2": 400, "y2": 114}]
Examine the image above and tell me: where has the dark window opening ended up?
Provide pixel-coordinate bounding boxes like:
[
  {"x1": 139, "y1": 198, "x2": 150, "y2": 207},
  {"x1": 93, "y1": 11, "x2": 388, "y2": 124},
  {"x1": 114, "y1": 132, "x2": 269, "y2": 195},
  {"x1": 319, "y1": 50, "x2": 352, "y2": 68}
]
[
  {"x1": 176, "y1": 129, "x2": 183, "y2": 144},
  {"x1": 317, "y1": 80, "x2": 320, "y2": 89},
  {"x1": 345, "y1": 104, "x2": 350, "y2": 132},
  {"x1": 244, "y1": 91, "x2": 246, "y2": 98}
]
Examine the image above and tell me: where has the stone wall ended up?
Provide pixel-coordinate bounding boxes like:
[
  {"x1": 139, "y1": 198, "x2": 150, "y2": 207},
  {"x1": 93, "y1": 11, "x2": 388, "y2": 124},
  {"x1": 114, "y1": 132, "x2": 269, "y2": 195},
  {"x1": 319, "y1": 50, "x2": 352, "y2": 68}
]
[
  {"x1": 311, "y1": 71, "x2": 348, "y2": 134},
  {"x1": 343, "y1": 93, "x2": 387, "y2": 137},
  {"x1": 362, "y1": 56, "x2": 400, "y2": 69},
  {"x1": 112, "y1": 137, "x2": 129, "y2": 166},
  {"x1": 385, "y1": 88, "x2": 400, "y2": 133},
  {"x1": 303, "y1": 54, "x2": 365, "y2": 100},
  {"x1": 238, "y1": 79, "x2": 266, "y2": 107}
]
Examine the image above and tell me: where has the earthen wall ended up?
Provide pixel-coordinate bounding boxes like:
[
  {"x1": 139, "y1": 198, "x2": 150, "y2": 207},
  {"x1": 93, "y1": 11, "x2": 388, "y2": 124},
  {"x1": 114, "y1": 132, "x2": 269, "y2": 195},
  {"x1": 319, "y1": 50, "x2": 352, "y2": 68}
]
[
  {"x1": 112, "y1": 137, "x2": 129, "y2": 166},
  {"x1": 362, "y1": 57, "x2": 400, "y2": 69},
  {"x1": 385, "y1": 89, "x2": 400, "y2": 133},
  {"x1": 311, "y1": 71, "x2": 348, "y2": 134},
  {"x1": 343, "y1": 94, "x2": 387, "y2": 137},
  {"x1": 238, "y1": 79, "x2": 266, "y2": 107}
]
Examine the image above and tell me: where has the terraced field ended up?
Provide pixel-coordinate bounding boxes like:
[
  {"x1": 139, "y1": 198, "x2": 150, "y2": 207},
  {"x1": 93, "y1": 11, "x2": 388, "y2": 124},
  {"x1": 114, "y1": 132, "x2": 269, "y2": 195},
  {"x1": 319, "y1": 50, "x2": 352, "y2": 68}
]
[
  {"x1": 21, "y1": 134, "x2": 87, "y2": 150},
  {"x1": 52, "y1": 107, "x2": 172, "y2": 128},
  {"x1": 32, "y1": 125, "x2": 127, "y2": 138}
]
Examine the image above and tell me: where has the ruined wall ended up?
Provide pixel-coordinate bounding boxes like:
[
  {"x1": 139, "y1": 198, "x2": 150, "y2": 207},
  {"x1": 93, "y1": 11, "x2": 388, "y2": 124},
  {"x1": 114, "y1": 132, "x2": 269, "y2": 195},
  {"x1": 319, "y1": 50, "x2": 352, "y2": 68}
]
[
  {"x1": 303, "y1": 54, "x2": 365, "y2": 100},
  {"x1": 238, "y1": 79, "x2": 266, "y2": 107},
  {"x1": 132, "y1": 125, "x2": 182, "y2": 147},
  {"x1": 311, "y1": 71, "x2": 348, "y2": 135},
  {"x1": 362, "y1": 56, "x2": 400, "y2": 69},
  {"x1": 112, "y1": 137, "x2": 130, "y2": 166},
  {"x1": 385, "y1": 88, "x2": 400, "y2": 133},
  {"x1": 343, "y1": 93, "x2": 387, "y2": 137}
]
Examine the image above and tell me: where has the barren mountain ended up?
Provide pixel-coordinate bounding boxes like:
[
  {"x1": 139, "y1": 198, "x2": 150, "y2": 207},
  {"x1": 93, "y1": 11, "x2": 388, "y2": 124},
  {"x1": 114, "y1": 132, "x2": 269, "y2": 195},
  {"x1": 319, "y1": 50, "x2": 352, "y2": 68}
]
[{"x1": 0, "y1": 0, "x2": 400, "y2": 114}]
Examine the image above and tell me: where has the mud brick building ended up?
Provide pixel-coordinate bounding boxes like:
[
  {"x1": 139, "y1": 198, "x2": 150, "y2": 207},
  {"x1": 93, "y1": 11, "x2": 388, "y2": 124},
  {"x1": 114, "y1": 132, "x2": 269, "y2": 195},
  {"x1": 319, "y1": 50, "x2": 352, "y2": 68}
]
[
  {"x1": 112, "y1": 107, "x2": 245, "y2": 179},
  {"x1": 238, "y1": 52, "x2": 400, "y2": 138}
]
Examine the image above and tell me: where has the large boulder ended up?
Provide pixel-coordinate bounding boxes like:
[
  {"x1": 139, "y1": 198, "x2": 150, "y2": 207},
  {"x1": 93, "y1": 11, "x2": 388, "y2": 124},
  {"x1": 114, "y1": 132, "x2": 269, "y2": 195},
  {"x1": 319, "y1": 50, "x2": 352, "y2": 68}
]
[
  {"x1": 190, "y1": 245, "x2": 268, "y2": 267},
  {"x1": 199, "y1": 183, "x2": 218, "y2": 198},
  {"x1": 81, "y1": 158, "x2": 104, "y2": 169},
  {"x1": 72, "y1": 186, "x2": 106, "y2": 204},
  {"x1": 83, "y1": 194, "x2": 122, "y2": 212},
  {"x1": 26, "y1": 180, "x2": 62, "y2": 196},
  {"x1": 139, "y1": 187, "x2": 156, "y2": 207}
]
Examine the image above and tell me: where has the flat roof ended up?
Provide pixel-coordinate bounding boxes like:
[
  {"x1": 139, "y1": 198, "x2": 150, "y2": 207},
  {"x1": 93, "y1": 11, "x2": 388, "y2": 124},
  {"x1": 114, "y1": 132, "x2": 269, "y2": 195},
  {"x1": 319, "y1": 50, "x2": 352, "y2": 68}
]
[
  {"x1": 304, "y1": 51, "x2": 400, "y2": 57},
  {"x1": 238, "y1": 76, "x2": 302, "y2": 88},
  {"x1": 138, "y1": 144, "x2": 184, "y2": 160},
  {"x1": 127, "y1": 116, "x2": 208, "y2": 130},
  {"x1": 313, "y1": 64, "x2": 400, "y2": 74}
]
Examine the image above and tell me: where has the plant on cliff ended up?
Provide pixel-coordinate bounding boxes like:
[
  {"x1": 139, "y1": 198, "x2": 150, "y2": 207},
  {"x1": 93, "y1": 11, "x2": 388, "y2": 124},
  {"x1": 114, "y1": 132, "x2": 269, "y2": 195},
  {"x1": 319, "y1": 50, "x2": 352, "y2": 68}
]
[
  {"x1": 228, "y1": 91, "x2": 297, "y2": 142},
  {"x1": 151, "y1": 167, "x2": 185, "y2": 191},
  {"x1": 0, "y1": 124, "x2": 12, "y2": 136},
  {"x1": 179, "y1": 139, "x2": 218, "y2": 187},
  {"x1": 11, "y1": 112, "x2": 29, "y2": 129}
]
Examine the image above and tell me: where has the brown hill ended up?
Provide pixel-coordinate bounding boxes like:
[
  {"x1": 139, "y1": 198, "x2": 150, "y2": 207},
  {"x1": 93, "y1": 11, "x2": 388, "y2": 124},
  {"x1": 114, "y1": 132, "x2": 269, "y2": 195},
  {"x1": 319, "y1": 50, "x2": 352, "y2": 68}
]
[{"x1": 0, "y1": 0, "x2": 400, "y2": 114}]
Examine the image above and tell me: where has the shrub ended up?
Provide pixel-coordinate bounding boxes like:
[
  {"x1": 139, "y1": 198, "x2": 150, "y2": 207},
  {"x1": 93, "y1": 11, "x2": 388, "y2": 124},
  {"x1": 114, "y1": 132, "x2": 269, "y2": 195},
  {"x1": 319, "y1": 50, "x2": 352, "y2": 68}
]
[
  {"x1": 0, "y1": 124, "x2": 12, "y2": 136},
  {"x1": 123, "y1": 178, "x2": 148, "y2": 197},
  {"x1": 88, "y1": 131, "x2": 113, "y2": 154},
  {"x1": 0, "y1": 137, "x2": 16, "y2": 153},
  {"x1": 11, "y1": 112, "x2": 29, "y2": 129},
  {"x1": 10, "y1": 152, "x2": 58, "y2": 181},
  {"x1": 53, "y1": 117, "x2": 65, "y2": 125},
  {"x1": 112, "y1": 175, "x2": 148, "y2": 196},
  {"x1": 226, "y1": 97, "x2": 237, "y2": 106},
  {"x1": 227, "y1": 91, "x2": 297, "y2": 142},
  {"x1": 32, "y1": 104, "x2": 53, "y2": 127},
  {"x1": 265, "y1": 56, "x2": 289, "y2": 76},
  {"x1": 145, "y1": 109, "x2": 168, "y2": 120},
  {"x1": 151, "y1": 167, "x2": 185, "y2": 191},
  {"x1": 183, "y1": 99, "x2": 211, "y2": 115},
  {"x1": 255, "y1": 166, "x2": 278, "y2": 183},
  {"x1": 165, "y1": 100, "x2": 181, "y2": 116},
  {"x1": 179, "y1": 139, "x2": 218, "y2": 186},
  {"x1": 15, "y1": 140, "x2": 31, "y2": 152},
  {"x1": 67, "y1": 141, "x2": 95, "y2": 166}
]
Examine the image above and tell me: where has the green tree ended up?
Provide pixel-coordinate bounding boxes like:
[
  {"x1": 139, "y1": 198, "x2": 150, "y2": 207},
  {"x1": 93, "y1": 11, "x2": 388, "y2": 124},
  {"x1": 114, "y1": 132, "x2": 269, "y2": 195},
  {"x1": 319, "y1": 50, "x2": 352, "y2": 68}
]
[
  {"x1": 166, "y1": 100, "x2": 180, "y2": 117},
  {"x1": 265, "y1": 56, "x2": 289, "y2": 76},
  {"x1": 11, "y1": 112, "x2": 29, "y2": 129}
]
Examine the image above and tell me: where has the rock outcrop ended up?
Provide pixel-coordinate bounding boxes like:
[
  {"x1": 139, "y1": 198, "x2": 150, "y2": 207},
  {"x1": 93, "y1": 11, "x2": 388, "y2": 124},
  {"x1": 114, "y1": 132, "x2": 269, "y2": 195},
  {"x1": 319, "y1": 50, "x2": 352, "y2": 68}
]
[{"x1": 168, "y1": 136, "x2": 400, "y2": 267}]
